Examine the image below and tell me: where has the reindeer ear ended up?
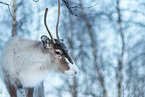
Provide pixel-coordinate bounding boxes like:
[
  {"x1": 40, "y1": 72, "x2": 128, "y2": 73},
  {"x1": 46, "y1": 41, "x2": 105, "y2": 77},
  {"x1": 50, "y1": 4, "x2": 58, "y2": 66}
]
[{"x1": 41, "y1": 35, "x2": 52, "y2": 50}]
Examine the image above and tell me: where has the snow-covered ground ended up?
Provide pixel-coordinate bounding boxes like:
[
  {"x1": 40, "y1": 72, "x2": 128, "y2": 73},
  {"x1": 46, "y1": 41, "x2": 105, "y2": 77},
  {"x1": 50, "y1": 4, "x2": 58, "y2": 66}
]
[{"x1": 0, "y1": 79, "x2": 9, "y2": 97}]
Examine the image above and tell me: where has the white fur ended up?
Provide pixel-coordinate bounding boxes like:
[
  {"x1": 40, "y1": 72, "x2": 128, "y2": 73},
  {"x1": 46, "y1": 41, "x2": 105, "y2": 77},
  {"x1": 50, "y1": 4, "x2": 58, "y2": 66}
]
[
  {"x1": 64, "y1": 58, "x2": 79, "y2": 75},
  {"x1": 1, "y1": 36, "x2": 51, "y2": 88}
]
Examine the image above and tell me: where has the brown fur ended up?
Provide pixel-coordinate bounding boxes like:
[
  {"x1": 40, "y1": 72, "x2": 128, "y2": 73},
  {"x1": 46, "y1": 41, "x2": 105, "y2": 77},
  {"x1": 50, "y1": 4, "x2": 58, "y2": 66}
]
[
  {"x1": 60, "y1": 58, "x2": 69, "y2": 73},
  {"x1": 5, "y1": 79, "x2": 17, "y2": 97},
  {"x1": 25, "y1": 88, "x2": 34, "y2": 97}
]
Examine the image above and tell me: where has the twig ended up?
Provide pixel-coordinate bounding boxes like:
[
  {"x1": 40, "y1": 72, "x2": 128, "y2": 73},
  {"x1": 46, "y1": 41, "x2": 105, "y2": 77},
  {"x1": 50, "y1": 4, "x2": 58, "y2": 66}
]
[
  {"x1": 33, "y1": 0, "x2": 39, "y2": 3},
  {"x1": 70, "y1": 2, "x2": 98, "y2": 9},
  {"x1": 0, "y1": 1, "x2": 23, "y2": 31}
]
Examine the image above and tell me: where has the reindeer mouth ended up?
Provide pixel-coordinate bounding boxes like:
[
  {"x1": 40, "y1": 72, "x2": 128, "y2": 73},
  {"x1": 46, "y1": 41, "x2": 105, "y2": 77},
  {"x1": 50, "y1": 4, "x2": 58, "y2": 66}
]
[
  {"x1": 64, "y1": 69, "x2": 78, "y2": 76},
  {"x1": 64, "y1": 57, "x2": 79, "y2": 76},
  {"x1": 65, "y1": 74, "x2": 77, "y2": 78},
  {"x1": 64, "y1": 65, "x2": 79, "y2": 76}
]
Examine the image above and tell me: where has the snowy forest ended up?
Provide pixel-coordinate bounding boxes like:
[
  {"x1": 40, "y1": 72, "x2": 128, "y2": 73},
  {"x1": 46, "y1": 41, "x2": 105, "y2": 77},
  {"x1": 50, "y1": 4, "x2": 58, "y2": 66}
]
[{"x1": 0, "y1": 0, "x2": 145, "y2": 97}]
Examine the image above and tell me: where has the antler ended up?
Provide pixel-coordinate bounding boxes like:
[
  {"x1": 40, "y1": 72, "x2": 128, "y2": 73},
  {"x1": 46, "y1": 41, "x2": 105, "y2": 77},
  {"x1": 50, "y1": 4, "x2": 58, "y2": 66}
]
[
  {"x1": 56, "y1": 0, "x2": 60, "y2": 39},
  {"x1": 44, "y1": 0, "x2": 60, "y2": 42},
  {"x1": 44, "y1": 8, "x2": 56, "y2": 43}
]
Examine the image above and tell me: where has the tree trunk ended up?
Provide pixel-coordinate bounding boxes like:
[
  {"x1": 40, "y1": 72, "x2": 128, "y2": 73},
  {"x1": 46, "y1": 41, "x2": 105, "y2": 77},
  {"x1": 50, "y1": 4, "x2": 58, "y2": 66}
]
[
  {"x1": 12, "y1": 0, "x2": 17, "y2": 36},
  {"x1": 116, "y1": 0, "x2": 125, "y2": 97},
  {"x1": 71, "y1": 77, "x2": 77, "y2": 97},
  {"x1": 79, "y1": 0, "x2": 107, "y2": 97},
  {"x1": 69, "y1": 13, "x2": 77, "y2": 97}
]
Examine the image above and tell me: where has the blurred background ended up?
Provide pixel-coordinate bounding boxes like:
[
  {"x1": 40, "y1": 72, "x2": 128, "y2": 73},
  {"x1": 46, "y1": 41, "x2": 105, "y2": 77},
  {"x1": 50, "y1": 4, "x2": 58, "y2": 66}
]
[{"x1": 0, "y1": 0, "x2": 145, "y2": 97}]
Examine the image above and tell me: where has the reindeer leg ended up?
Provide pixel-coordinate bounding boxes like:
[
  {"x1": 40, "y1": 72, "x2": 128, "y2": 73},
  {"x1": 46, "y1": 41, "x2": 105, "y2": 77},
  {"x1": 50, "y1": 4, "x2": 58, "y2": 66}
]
[
  {"x1": 5, "y1": 78, "x2": 17, "y2": 97},
  {"x1": 25, "y1": 88, "x2": 34, "y2": 97},
  {"x1": 34, "y1": 82, "x2": 45, "y2": 97}
]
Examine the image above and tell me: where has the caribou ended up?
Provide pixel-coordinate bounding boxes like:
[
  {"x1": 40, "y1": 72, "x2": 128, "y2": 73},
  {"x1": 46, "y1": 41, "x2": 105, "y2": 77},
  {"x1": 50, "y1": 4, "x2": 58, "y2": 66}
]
[{"x1": 0, "y1": 0, "x2": 79, "y2": 97}]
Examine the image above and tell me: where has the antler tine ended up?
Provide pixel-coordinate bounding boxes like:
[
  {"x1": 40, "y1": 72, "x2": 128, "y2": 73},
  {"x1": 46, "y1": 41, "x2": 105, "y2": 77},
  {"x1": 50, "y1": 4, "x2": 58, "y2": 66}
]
[
  {"x1": 56, "y1": 0, "x2": 60, "y2": 39},
  {"x1": 44, "y1": 8, "x2": 55, "y2": 43}
]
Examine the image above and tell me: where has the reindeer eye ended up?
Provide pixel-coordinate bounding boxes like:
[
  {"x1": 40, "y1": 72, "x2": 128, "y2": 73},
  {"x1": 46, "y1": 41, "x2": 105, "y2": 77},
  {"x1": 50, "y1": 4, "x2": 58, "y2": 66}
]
[
  {"x1": 55, "y1": 49, "x2": 62, "y2": 55},
  {"x1": 55, "y1": 51, "x2": 60, "y2": 55}
]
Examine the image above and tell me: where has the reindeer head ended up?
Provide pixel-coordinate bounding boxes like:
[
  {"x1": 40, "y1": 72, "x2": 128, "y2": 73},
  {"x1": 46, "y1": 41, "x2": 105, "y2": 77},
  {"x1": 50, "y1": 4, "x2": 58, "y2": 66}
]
[
  {"x1": 41, "y1": 2, "x2": 79, "y2": 75},
  {"x1": 41, "y1": 35, "x2": 79, "y2": 75}
]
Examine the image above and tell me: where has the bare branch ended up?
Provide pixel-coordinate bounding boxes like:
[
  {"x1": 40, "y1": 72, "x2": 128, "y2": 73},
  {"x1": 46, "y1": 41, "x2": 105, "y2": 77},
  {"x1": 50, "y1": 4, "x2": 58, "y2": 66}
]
[
  {"x1": 33, "y1": 0, "x2": 39, "y2": 3},
  {"x1": 62, "y1": 0, "x2": 77, "y2": 16},
  {"x1": 79, "y1": 0, "x2": 107, "y2": 97},
  {"x1": 122, "y1": 9, "x2": 145, "y2": 16},
  {"x1": 116, "y1": 0, "x2": 125, "y2": 97},
  {"x1": 70, "y1": 2, "x2": 98, "y2": 9},
  {"x1": 0, "y1": 1, "x2": 23, "y2": 31},
  {"x1": 128, "y1": 53, "x2": 145, "y2": 65},
  {"x1": 0, "y1": 1, "x2": 13, "y2": 20}
]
